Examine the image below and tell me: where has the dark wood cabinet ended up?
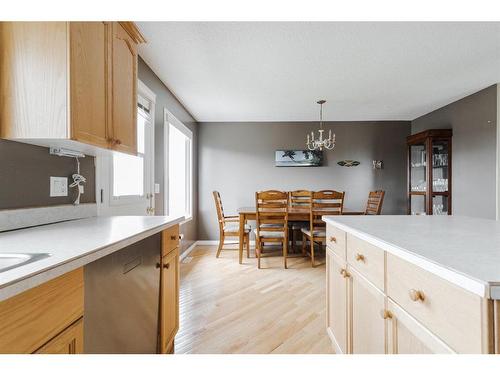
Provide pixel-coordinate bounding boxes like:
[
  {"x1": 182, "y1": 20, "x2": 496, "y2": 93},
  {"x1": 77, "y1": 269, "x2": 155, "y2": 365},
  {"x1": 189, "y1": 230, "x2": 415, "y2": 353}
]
[{"x1": 407, "y1": 129, "x2": 452, "y2": 215}]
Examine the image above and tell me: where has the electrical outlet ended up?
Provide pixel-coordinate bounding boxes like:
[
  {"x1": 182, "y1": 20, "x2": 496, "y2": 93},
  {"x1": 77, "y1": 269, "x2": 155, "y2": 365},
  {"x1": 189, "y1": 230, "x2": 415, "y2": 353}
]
[
  {"x1": 154, "y1": 183, "x2": 160, "y2": 194},
  {"x1": 50, "y1": 177, "x2": 68, "y2": 197}
]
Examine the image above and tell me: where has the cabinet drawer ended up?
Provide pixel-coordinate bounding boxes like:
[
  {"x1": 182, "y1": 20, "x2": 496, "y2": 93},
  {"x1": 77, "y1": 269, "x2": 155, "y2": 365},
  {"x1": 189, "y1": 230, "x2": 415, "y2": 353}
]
[
  {"x1": 326, "y1": 225, "x2": 346, "y2": 260},
  {"x1": 35, "y1": 318, "x2": 84, "y2": 354},
  {"x1": 386, "y1": 253, "x2": 486, "y2": 353},
  {"x1": 0, "y1": 268, "x2": 84, "y2": 354},
  {"x1": 346, "y1": 234, "x2": 385, "y2": 291},
  {"x1": 162, "y1": 224, "x2": 180, "y2": 256}
]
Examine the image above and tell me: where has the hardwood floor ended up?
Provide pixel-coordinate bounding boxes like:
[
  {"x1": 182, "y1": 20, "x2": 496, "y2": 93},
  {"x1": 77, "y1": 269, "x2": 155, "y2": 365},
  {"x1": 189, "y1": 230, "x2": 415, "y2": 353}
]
[{"x1": 175, "y1": 244, "x2": 334, "y2": 354}]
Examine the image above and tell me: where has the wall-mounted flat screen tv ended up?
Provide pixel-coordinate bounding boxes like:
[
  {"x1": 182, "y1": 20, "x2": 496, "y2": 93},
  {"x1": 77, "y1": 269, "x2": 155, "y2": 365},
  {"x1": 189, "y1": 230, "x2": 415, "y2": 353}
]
[{"x1": 275, "y1": 150, "x2": 323, "y2": 167}]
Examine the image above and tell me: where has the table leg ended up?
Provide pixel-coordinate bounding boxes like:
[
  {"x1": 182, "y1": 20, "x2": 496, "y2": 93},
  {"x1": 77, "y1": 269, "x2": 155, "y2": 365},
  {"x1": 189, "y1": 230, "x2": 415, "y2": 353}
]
[{"x1": 239, "y1": 213, "x2": 245, "y2": 264}]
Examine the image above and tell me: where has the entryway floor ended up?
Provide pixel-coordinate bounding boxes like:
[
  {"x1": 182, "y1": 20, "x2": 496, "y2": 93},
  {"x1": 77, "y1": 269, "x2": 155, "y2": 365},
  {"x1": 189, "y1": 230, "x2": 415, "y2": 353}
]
[{"x1": 175, "y1": 244, "x2": 334, "y2": 354}]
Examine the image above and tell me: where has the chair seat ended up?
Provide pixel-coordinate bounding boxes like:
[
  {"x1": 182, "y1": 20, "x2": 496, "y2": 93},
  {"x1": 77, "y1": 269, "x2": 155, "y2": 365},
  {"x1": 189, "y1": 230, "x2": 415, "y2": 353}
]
[
  {"x1": 301, "y1": 228, "x2": 326, "y2": 238},
  {"x1": 253, "y1": 228, "x2": 285, "y2": 238},
  {"x1": 290, "y1": 221, "x2": 309, "y2": 230},
  {"x1": 224, "y1": 223, "x2": 250, "y2": 233},
  {"x1": 261, "y1": 223, "x2": 282, "y2": 228}
]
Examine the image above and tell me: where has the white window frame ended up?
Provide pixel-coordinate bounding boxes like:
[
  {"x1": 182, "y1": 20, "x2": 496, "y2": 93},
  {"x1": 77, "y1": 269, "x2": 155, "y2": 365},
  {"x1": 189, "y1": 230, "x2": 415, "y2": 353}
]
[
  {"x1": 109, "y1": 80, "x2": 156, "y2": 207},
  {"x1": 164, "y1": 108, "x2": 193, "y2": 222}
]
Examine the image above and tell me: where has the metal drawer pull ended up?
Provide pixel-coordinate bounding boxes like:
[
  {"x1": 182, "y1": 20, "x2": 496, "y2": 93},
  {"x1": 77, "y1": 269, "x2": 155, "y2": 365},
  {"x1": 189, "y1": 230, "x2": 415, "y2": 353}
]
[
  {"x1": 380, "y1": 309, "x2": 393, "y2": 320},
  {"x1": 355, "y1": 253, "x2": 365, "y2": 262},
  {"x1": 409, "y1": 289, "x2": 425, "y2": 302},
  {"x1": 330, "y1": 236, "x2": 337, "y2": 243}
]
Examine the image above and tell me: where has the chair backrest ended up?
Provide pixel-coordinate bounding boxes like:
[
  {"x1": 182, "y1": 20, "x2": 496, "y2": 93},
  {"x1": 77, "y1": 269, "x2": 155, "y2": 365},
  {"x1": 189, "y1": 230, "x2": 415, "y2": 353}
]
[
  {"x1": 213, "y1": 191, "x2": 225, "y2": 229},
  {"x1": 288, "y1": 190, "x2": 312, "y2": 208},
  {"x1": 255, "y1": 190, "x2": 288, "y2": 240},
  {"x1": 310, "y1": 190, "x2": 345, "y2": 232},
  {"x1": 365, "y1": 190, "x2": 385, "y2": 215}
]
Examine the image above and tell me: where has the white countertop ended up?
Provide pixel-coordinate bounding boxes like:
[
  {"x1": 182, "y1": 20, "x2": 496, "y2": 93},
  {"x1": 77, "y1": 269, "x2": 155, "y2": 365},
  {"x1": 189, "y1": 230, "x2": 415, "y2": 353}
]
[
  {"x1": 0, "y1": 215, "x2": 184, "y2": 301},
  {"x1": 323, "y1": 215, "x2": 500, "y2": 299}
]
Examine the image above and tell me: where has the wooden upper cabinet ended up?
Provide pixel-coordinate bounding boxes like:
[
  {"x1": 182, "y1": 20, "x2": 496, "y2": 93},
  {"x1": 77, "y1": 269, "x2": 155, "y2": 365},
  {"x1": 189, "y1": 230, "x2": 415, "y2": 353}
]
[
  {"x1": 0, "y1": 22, "x2": 68, "y2": 138},
  {"x1": 0, "y1": 21, "x2": 145, "y2": 155},
  {"x1": 69, "y1": 22, "x2": 111, "y2": 148},
  {"x1": 111, "y1": 22, "x2": 138, "y2": 154}
]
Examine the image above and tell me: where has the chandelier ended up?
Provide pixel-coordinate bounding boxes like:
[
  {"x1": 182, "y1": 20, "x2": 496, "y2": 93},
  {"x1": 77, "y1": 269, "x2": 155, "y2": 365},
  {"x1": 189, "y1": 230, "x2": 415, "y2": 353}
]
[{"x1": 306, "y1": 100, "x2": 335, "y2": 151}]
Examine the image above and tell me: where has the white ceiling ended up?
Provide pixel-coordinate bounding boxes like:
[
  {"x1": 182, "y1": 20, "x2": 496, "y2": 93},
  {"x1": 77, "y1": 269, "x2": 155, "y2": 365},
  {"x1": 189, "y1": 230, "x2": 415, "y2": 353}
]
[{"x1": 137, "y1": 22, "x2": 500, "y2": 122}]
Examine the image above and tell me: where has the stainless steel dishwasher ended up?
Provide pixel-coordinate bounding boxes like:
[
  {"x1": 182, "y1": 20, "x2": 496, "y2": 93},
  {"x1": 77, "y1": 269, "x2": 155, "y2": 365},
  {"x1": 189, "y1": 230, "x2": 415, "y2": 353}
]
[{"x1": 84, "y1": 233, "x2": 161, "y2": 353}]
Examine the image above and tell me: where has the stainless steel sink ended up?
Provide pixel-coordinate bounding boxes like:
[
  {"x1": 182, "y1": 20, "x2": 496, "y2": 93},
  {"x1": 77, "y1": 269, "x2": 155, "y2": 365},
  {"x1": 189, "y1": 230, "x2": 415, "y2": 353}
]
[{"x1": 0, "y1": 253, "x2": 51, "y2": 273}]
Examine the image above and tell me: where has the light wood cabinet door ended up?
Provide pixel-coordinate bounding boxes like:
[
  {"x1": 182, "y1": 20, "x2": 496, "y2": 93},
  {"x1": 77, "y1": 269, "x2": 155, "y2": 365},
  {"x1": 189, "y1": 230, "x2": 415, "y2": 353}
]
[
  {"x1": 0, "y1": 22, "x2": 68, "y2": 139},
  {"x1": 160, "y1": 247, "x2": 179, "y2": 354},
  {"x1": 326, "y1": 248, "x2": 349, "y2": 354},
  {"x1": 35, "y1": 319, "x2": 83, "y2": 354},
  {"x1": 386, "y1": 299, "x2": 454, "y2": 354},
  {"x1": 69, "y1": 22, "x2": 111, "y2": 148},
  {"x1": 111, "y1": 22, "x2": 137, "y2": 155},
  {"x1": 350, "y1": 267, "x2": 386, "y2": 354},
  {"x1": 0, "y1": 268, "x2": 84, "y2": 354}
]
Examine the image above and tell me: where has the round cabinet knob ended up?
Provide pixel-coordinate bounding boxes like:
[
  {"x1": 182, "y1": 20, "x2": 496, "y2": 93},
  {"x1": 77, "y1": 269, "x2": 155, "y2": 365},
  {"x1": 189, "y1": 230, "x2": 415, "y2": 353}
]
[
  {"x1": 380, "y1": 309, "x2": 393, "y2": 320},
  {"x1": 155, "y1": 262, "x2": 161, "y2": 269},
  {"x1": 339, "y1": 269, "x2": 350, "y2": 278},
  {"x1": 115, "y1": 139, "x2": 122, "y2": 145},
  {"x1": 355, "y1": 253, "x2": 365, "y2": 262},
  {"x1": 330, "y1": 236, "x2": 337, "y2": 243},
  {"x1": 171, "y1": 235, "x2": 178, "y2": 240},
  {"x1": 409, "y1": 289, "x2": 425, "y2": 302},
  {"x1": 163, "y1": 263, "x2": 170, "y2": 269}
]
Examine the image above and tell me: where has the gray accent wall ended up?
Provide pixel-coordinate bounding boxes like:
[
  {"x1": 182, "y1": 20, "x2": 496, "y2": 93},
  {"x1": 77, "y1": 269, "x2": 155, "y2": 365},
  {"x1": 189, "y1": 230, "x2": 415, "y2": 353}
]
[
  {"x1": 411, "y1": 85, "x2": 498, "y2": 219},
  {"x1": 198, "y1": 121, "x2": 410, "y2": 240},
  {"x1": 138, "y1": 57, "x2": 199, "y2": 252},
  {"x1": 0, "y1": 139, "x2": 96, "y2": 209}
]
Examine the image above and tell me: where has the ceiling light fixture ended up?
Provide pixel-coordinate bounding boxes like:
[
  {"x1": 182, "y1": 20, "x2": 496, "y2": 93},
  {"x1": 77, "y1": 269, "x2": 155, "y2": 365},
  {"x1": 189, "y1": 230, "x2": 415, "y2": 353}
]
[{"x1": 306, "y1": 100, "x2": 335, "y2": 151}]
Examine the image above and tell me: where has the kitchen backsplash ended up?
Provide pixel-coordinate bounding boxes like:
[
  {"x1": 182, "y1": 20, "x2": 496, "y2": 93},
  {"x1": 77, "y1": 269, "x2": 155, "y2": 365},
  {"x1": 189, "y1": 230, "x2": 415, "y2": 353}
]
[{"x1": 0, "y1": 139, "x2": 96, "y2": 210}]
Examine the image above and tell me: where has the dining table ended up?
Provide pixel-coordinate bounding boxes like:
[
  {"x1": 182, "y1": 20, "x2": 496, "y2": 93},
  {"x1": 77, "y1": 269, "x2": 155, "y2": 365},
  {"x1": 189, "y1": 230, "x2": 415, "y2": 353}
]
[{"x1": 236, "y1": 206, "x2": 362, "y2": 264}]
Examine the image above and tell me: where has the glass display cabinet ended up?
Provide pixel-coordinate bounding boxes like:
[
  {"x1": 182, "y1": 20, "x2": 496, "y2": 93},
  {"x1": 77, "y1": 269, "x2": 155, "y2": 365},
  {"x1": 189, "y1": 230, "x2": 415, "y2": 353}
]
[{"x1": 407, "y1": 129, "x2": 452, "y2": 215}]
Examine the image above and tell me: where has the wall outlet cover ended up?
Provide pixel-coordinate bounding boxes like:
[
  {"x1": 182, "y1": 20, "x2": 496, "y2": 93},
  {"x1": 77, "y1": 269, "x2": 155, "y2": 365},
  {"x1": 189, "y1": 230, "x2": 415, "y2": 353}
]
[
  {"x1": 154, "y1": 183, "x2": 160, "y2": 194},
  {"x1": 50, "y1": 177, "x2": 68, "y2": 197}
]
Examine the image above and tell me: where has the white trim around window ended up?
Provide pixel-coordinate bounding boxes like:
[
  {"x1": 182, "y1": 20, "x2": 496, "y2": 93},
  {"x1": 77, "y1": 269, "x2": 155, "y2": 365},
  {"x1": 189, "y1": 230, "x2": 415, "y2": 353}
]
[{"x1": 164, "y1": 108, "x2": 193, "y2": 222}]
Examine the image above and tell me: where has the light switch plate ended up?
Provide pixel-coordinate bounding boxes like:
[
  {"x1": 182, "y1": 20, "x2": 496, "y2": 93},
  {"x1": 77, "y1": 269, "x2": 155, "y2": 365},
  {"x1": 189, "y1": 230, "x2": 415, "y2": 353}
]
[{"x1": 50, "y1": 177, "x2": 68, "y2": 197}]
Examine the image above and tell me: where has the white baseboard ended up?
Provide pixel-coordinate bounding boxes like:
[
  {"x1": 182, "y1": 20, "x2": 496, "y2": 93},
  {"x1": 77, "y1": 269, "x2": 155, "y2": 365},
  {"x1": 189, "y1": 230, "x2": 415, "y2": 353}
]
[
  {"x1": 180, "y1": 241, "x2": 198, "y2": 261},
  {"x1": 196, "y1": 240, "x2": 257, "y2": 246}
]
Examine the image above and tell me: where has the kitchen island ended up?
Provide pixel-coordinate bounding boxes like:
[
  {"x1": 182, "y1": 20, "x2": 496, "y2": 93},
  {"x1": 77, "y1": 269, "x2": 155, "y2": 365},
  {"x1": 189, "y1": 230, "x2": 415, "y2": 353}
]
[
  {"x1": 323, "y1": 215, "x2": 500, "y2": 354},
  {"x1": 0, "y1": 216, "x2": 183, "y2": 354}
]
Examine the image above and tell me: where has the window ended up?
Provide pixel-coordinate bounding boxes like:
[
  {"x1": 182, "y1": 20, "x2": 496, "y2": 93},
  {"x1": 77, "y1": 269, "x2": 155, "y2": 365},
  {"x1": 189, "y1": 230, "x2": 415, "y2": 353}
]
[
  {"x1": 166, "y1": 109, "x2": 193, "y2": 220},
  {"x1": 112, "y1": 95, "x2": 152, "y2": 201}
]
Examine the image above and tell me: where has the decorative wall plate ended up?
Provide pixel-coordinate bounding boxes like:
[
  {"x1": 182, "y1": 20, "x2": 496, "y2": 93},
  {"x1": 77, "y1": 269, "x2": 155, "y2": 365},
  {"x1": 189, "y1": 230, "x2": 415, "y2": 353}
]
[{"x1": 337, "y1": 160, "x2": 360, "y2": 167}]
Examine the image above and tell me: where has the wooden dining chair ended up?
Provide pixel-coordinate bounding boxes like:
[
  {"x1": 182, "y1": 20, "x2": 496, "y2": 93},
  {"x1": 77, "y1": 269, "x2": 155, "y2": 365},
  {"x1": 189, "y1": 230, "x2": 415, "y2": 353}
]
[
  {"x1": 365, "y1": 190, "x2": 385, "y2": 215},
  {"x1": 213, "y1": 191, "x2": 250, "y2": 259},
  {"x1": 254, "y1": 190, "x2": 289, "y2": 269},
  {"x1": 288, "y1": 190, "x2": 312, "y2": 250},
  {"x1": 302, "y1": 190, "x2": 345, "y2": 267}
]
